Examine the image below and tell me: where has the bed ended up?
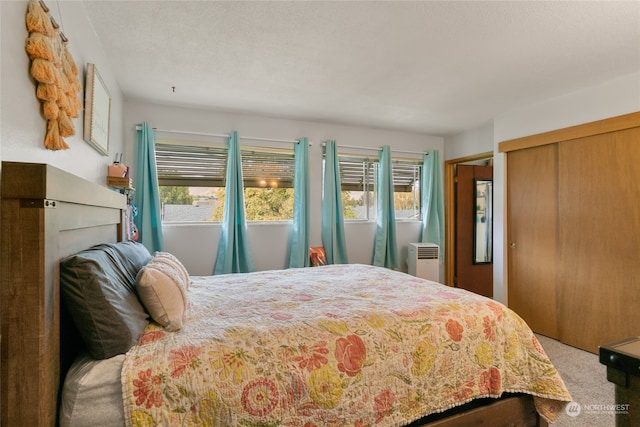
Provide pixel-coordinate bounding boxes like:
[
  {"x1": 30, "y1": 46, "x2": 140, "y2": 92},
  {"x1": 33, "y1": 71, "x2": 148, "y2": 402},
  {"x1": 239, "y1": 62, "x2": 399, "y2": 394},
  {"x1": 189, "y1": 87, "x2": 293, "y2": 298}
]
[{"x1": 1, "y1": 161, "x2": 571, "y2": 427}]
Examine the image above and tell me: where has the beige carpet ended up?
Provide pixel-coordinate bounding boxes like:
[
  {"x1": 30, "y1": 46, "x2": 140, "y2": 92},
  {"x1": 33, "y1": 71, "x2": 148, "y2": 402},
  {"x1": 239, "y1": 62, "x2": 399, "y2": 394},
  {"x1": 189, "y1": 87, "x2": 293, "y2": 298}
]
[{"x1": 535, "y1": 334, "x2": 615, "y2": 426}]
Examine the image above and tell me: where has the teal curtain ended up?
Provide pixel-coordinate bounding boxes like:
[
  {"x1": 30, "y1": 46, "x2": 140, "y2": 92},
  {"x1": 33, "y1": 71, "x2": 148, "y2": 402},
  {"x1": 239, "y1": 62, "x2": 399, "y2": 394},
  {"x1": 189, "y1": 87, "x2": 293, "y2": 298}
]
[
  {"x1": 420, "y1": 150, "x2": 445, "y2": 261},
  {"x1": 213, "y1": 131, "x2": 255, "y2": 274},
  {"x1": 288, "y1": 137, "x2": 310, "y2": 268},
  {"x1": 372, "y1": 145, "x2": 398, "y2": 269},
  {"x1": 134, "y1": 123, "x2": 164, "y2": 253},
  {"x1": 321, "y1": 140, "x2": 349, "y2": 264}
]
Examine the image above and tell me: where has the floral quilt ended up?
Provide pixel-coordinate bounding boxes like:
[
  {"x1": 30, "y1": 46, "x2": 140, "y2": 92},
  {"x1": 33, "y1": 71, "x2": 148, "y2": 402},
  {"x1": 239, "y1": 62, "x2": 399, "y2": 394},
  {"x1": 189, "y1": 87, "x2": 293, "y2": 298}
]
[{"x1": 122, "y1": 264, "x2": 571, "y2": 427}]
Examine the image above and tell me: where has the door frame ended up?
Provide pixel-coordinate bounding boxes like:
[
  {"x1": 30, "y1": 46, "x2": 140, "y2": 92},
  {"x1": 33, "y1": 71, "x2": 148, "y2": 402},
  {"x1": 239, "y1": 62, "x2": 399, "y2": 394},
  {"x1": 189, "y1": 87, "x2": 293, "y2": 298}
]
[{"x1": 444, "y1": 151, "x2": 493, "y2": 286}]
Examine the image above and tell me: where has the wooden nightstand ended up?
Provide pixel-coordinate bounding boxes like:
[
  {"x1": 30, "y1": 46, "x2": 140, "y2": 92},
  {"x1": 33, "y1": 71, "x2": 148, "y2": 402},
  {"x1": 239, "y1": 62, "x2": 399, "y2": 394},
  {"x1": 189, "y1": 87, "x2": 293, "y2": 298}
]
[{"x1": 600, "y1": 337, "x2": 640, "y2": 427}]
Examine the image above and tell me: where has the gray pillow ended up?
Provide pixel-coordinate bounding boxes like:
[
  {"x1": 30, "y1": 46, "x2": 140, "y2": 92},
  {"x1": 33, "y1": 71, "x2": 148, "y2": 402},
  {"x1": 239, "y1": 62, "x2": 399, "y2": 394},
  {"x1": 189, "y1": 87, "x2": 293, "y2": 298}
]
[{"x1": 60, "y1": 241, "x2": 152, "y2": 360}]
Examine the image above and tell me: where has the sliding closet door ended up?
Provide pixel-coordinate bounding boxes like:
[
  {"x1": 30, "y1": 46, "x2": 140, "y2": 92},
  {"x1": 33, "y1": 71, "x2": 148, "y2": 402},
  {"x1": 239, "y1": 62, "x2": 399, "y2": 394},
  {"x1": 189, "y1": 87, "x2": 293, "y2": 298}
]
[
  {"x1": 558, "y1": 127, "x2": 640, "y2": 353},
  {"x1": 506, "y1": 144, "x2": 559, "y2": 339}
]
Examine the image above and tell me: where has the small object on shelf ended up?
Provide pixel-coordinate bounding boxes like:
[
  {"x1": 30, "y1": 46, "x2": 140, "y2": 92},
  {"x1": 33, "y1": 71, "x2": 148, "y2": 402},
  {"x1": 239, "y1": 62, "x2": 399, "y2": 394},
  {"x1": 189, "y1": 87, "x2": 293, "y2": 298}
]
[
  {"x1": 108, "y1": 153, "x2": 129, "y2": 177},
  {"x1": 106, "y1": 176, "x2": 132, "y2": 188},
  {"x1": 108, "y1": 163, "x2": 127, "y2": 177}
]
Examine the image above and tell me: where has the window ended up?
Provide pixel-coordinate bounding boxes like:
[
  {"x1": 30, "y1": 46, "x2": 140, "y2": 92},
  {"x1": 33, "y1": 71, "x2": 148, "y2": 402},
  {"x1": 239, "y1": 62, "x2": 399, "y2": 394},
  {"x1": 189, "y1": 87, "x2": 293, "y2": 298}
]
[
  {"x1": 155, "y1": 141, "x2": 295, "y2": 222},
  {"x1": 392, "y1": 160, "x2": 422, "y2": 219},
  {"x1": 336, "y1": 155, "x2": 421, "y2": 220}
]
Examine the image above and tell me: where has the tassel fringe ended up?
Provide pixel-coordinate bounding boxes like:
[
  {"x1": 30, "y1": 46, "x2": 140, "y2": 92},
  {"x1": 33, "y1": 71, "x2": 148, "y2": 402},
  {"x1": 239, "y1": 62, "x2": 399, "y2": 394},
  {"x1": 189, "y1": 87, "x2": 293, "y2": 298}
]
[{"x1": 26, "y1": 0, "x2": 81, "y2": 151}]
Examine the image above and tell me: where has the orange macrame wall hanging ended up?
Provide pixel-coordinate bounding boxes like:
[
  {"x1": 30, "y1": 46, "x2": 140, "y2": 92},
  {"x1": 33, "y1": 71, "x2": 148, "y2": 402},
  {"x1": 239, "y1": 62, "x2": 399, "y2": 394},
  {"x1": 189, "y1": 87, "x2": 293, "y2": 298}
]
[{"x1": 25, "y1": 0, "x2": 82, "y2": 151}]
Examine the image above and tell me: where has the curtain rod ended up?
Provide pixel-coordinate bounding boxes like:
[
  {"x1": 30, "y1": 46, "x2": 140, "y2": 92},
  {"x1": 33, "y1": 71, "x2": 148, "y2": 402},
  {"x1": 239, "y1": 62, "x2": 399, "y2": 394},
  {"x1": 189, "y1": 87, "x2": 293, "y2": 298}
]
[
  {"x1": 140, "y1": 126, "x2": 301, "y2": 144},
  {"x1": 325, "y1": 142, "x2": 428, "y2": 156}
]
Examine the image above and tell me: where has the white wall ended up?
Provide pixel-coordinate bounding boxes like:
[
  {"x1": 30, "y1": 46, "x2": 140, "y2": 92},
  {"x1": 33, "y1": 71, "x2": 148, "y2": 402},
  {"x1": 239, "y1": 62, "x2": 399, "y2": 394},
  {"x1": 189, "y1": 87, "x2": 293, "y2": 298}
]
[
  {"x1": 444, "y1": 121, "x2": 494, "y2": 160},
  {"x1": 125, "y1": 100, "x2": 440, "y2": 274},
  {"x1": 0, "y1": 1, "x2": 124, "y2": 183},
  {"x1": 446, "y1": 71, "x2": 640, "y2": 304}
]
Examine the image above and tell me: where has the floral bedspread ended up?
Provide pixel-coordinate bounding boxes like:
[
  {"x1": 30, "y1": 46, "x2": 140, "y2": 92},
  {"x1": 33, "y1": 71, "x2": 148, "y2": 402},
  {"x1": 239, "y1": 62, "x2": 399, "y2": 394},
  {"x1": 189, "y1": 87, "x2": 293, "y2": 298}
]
[{"x1": 122, "y1": 264, "x2": 571, "y2": 427}]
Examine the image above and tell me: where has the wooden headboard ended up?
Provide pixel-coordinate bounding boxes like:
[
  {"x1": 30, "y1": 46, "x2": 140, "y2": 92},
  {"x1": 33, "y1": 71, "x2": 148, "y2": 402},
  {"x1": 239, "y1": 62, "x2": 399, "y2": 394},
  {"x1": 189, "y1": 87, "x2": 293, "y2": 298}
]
[{"x1": 1, "y1": 162, "x2": 126, "y2": 426}]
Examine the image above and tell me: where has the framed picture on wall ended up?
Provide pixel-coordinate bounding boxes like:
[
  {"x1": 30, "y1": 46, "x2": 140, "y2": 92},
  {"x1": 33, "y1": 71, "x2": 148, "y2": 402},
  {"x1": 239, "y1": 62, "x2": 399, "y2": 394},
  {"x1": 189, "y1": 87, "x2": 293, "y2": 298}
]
[{"x1": 83, "y1": 63, "x2": 110, "y2": 155}]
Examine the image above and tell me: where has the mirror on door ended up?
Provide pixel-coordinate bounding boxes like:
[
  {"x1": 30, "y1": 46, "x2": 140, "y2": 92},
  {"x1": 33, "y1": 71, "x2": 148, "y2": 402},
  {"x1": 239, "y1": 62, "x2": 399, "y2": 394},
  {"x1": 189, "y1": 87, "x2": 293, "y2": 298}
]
[{"x1": 474, "y1": 179, "x2": 493, "y2": 264}]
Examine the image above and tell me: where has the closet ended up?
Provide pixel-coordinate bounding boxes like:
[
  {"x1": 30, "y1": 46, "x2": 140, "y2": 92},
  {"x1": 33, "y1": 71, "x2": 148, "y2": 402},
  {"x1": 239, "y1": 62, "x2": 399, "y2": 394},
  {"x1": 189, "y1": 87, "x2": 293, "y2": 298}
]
[{"x1": 500, "y1": 111, "x2": 640, "y2": 354}]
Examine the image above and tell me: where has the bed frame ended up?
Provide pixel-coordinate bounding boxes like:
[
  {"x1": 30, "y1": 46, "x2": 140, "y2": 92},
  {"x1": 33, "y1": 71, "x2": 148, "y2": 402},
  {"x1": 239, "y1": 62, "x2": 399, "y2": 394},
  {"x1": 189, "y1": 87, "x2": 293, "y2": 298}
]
[
  {"x1": 0, "y1": 161, "x2": 547, "y2": 427},
  {"x1": 1, "y1": 162, "x2": 125, "y2": 426}
]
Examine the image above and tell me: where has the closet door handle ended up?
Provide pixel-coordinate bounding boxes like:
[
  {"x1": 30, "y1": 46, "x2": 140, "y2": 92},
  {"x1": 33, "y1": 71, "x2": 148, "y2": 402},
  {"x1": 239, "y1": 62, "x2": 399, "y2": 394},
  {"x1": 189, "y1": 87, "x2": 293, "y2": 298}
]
[{"x1": 510, "y1": 242, "x2": 516, "y2": 248}]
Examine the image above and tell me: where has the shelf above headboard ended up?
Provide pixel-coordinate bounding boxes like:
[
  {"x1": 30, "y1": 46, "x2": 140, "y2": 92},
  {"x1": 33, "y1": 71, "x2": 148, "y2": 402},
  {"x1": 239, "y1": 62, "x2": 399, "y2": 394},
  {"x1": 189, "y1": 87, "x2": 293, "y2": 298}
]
[{"x1": 1, "y1": 161, "x2": 124, "y2": 207}]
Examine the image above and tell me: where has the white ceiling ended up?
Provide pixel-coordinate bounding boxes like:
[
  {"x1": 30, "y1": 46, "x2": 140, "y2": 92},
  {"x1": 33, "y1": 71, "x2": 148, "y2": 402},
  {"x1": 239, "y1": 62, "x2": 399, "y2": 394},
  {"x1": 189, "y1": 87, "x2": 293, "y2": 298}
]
[{"x1": 83, "y1": 0, "x2": 640, "y2": 136}]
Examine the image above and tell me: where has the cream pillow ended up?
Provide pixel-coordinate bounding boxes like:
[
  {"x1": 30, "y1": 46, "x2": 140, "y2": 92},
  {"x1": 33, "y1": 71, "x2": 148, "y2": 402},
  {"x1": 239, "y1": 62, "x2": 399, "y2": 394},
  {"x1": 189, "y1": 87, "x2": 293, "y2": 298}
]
[
  {"x1": 154, "y1": 252, "x2": 191, "y2": 289},
  {"x1": 136, "y1": 255, "x2": 188, "y2": 331}
]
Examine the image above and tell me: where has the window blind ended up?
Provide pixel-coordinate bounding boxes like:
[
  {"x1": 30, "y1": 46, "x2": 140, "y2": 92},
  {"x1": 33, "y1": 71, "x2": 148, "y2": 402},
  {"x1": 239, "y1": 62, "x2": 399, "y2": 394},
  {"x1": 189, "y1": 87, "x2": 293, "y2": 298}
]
[
  {"x1": 337, "y1": 156, "x2": 421, "y2": 192},
  {"x1": 155, "y1": 142, "x2": 295, "y2": 188}
]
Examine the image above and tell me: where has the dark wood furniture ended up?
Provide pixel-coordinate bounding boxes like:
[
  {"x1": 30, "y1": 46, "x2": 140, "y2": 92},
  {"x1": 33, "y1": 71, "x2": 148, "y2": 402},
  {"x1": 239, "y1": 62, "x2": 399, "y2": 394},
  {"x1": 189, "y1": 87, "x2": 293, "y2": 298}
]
[
  {"x1": 0, "y1": 161, "x2": 548, "y2": 426},
  {"x1": 600, "y1": 337, "x2": 640, "y2": 427}
]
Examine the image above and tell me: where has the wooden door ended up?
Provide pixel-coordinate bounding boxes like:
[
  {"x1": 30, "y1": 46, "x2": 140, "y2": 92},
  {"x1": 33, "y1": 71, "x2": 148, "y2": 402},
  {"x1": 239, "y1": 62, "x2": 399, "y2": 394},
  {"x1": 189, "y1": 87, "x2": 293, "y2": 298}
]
[
  {"x1": 455, "y1": 164, "x2": 493, "y2": 297},
  {"x1": 506, "y1": 144, "x2": 559, "y2": 339},
  {"x1": 557, "y1": 127, "x2": 640, "y2": 353}
]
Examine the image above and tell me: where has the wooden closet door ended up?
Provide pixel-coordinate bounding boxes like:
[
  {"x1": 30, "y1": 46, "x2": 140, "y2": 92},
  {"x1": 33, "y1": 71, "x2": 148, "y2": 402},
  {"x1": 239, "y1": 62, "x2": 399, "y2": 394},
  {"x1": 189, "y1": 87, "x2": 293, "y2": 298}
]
[
  {"x1": 506, "y1": 144, "x2": 559, "y2": 339},
  {"x1": 558, "y1": 127, "x2": 640, "y2": 353}
]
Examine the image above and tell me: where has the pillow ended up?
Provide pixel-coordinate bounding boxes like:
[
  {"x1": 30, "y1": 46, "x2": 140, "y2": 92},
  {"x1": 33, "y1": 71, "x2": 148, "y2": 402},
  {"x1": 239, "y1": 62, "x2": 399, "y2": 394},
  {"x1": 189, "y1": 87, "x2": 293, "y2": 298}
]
[
  {"x1": 136, "y1": 254, "x2": 189, "y2": 331},
  {"x1": 153, "y1": 251, "x2": 190, "y2": 289},
  {"x1": 60, "y1": 241, "x2": 152, "y2": 360},
  {"x1": 59, "y1": 353, "x2": 126, "y2": 427}
]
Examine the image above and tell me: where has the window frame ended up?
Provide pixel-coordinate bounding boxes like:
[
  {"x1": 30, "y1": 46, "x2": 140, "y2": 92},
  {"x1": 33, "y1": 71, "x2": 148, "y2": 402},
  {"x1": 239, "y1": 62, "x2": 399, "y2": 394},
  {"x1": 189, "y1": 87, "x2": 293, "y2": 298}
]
[
  {"x1": 327, "y1": 151, "x2": 423, "y2": 221},
  {"x1": 155, "y1": 140, "x2": 296, "y2": 223}
]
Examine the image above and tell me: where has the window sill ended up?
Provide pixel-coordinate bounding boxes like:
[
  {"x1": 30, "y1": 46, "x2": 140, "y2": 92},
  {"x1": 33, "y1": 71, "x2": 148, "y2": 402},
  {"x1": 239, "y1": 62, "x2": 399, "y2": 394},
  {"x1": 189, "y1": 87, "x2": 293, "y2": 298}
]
[
  {"x1": 162, "y1": 220, "x2": 293, "y2": 226},
  {"x1": 343, "y1": 219, "x2": 422, "y2": 223}
]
